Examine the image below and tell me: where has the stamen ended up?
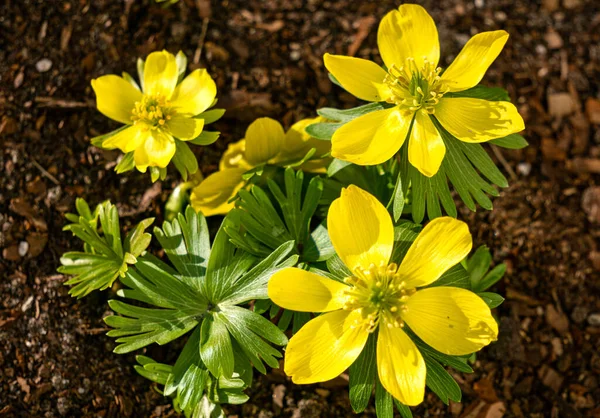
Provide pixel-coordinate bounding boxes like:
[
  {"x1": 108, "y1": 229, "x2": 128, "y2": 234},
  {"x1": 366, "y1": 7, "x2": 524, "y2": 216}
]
[
  {"x1": 341, "y1": 261, "x2": 416, "y2": 333},
  {"x1": 131, "y1": 94, "x2": 176, "y2": 132},
  {"x1": 383, "y1": 57, "x2": 448, "y2": 112}
]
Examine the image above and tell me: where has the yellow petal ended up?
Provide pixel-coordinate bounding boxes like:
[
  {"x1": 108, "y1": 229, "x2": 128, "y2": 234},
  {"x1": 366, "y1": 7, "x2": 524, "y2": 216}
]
[
  {"x1": 408, "y1": 111, "x2": 446, "y2": 177},
  {"x1": 398, "y1": 217, "x2": 472, "y2": 288},
  {"x1": 143, "y1": 50, "x2": 178, "y2": 98},
  {"x1": 268, "y1": 268, "x2": 348, "y2": 313},
  {"x1": 327, "y1": 185, "x2": 394, "y2": 272},
  {"x1": 277, "y1": 116, "x2": 332, "y2": 163},
  {"x1": 435, "y1": 97, "x2": 525, "y2": 143},
  {"x1": 331, "y1": 107, "x2": 412, "y2": 166},
  {"x1": 402, "y1": 287, "x2": 499, "y2": 355},
  {"x1": 218, "y1": 139, "x2": 253, "y2": 171},
  {"x1": 91, "y1": 75, "x2": 142, "y2": 124},
  {"x1": 377, "y1": 324, "x2": 426, "y2": 406},
  {"x1": 171, "y1": 69, "x2": 217, "y2": 116},
  {"x1": 133, "y1": 131, "x2": 176, "y2": 171},
  {"x1": 244, "y1": 117, "x2": 285, "y2": 166},
  {"x1": 102, "y1": 124, "x2": 148, "y2": 153},
  {"x1": 284, "y1": 310, "x2": 368, "y2": 384},
  {"x1": 167, "y1": 116, "x2": 204, "y2": 140},
  {"x1": 323, "y1": 54, "x2": 390, "y2": 102},
  {"x1": 377, "y1": 4, "x2": 440, "y2": 70},
  {"x1": 441, "y1": 31, "x2": 509, "y2": 92},
  {"x1": 189, "y1": 168, "x2": 246, "y2": 216}
]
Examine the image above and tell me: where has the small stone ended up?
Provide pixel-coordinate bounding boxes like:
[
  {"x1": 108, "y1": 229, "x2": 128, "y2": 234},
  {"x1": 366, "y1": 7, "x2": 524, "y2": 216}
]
[
  {"x1": 18, "y1": 241, "x2": 29, "y2": 257},
  {"x1": 548, "y1": 93, "x2": 575, "y2": 118},
  {"x1": 36, "y1": 58, "x2": 53, "y2": 73},
  {"x1": 272, "y1": 384, "x2": 285, "y2": 408},
  {"x1": 588, "y1": 313, "x2": 600, "y2": 326},
  {"x1": 517, "y1": 162, "x2": 532, "y2": 176},
  {"x1": 544, "y1": 29, "x2": 563, "y2": 49}
]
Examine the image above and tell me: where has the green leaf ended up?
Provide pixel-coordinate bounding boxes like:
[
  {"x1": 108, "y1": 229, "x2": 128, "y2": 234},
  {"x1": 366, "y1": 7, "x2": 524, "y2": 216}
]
[
  {"x1": 217, "y1": 240, "x2": 298, "y2": 306},
  {"x1": 189, "y1": 130, "x2": 220, "y2": 145},
  {"x1": 489, "y1": 133, "x2": 529, "y2": 149},
  {"x1": 427, "y1": 263, "x2": 471, "y2": 290},
  {"x1": 134, "y1": 355, "x2": 172, "y2": 386},
  {"x1": 90, "y1": 125, "x2": 129, "y2": 148},
  {"x1": 165, "y1": 327, "x2": 210, "y2": 411},
  {"x1": 477, "y1": 264, "x2": 506, "y2": 292},
  {"x1": 219, "y1": 305, "x2": 286, "y2": 374},
  {"x1": 477, "y1": 292, "x2": 505, "y2": 309},
  {"x1": 303, "y1": 221, "x2": 335, "y2": 263},
  {"x1": 467, "y1": 245, "x2": 493, "y2": 285},
  {"x1": 412, "y1": 336, "x2": 473, "y2": 373},
  {"x1": 423, "y1": 355, "x2": 462, "y2": 404},
  {"x1": 304, "y1": 122, "x2": 343, "y2": 140},
  {"x1": 115, "y1": 152, "x2": 135, "y2": 174},
  {"x1": 137, "y1": 57, "x2": 145, "y2": 91},
  {"x1": 375, "y1": 379, "x2": 394, "y2": 418},
  {"x1": 105, "y1": 257, "x2": 209, "y2": 353},
  {"x1": 388, "y1": 171, "x2": 404, "y2": 222},
  {"x1": 225, "y1": 168, "x2": 324, "y2": 264},
  {"x1": 122, "y1": 71, "x2": 141, "y2": 90},
  {"x1": 172, "y1": 140, "x2": 199, "y2": 181},
  {"x1": 198, "y1": 108, "x2": 226, "y2": 124},
  {"x1": 349, "y1": 334, "x2": 376, "y2": 413},
  {"x1": 325, "y1": 253, "x2": 352, "y2": 281},
  {"x1": 446, "y1": 85, "x2": 510, "y2": 101},
  {"x1": 124, "y1": 217, "x2": 154, "y2": 257},
  {"x1": 153, "y1": 206, "x2": 211, "y2": 292},
  {"x1": 200, "y1": 314, "x2": 235, "y2": 378},
  {"x1": 394, "y1": 400, "x2": 413, "y2": 418},
  {"x1": 327, "y1": 158, "x2": 352, "y2": 177},
  {"x1": 59, "y1": 200, "x2": 137, "y2": 298},
  {"x1": 317, "y1": 102, "x2": 389, "y2": 122},
  {"x1": 175, "y1": 50, "x2": 188, "y2": 84}
]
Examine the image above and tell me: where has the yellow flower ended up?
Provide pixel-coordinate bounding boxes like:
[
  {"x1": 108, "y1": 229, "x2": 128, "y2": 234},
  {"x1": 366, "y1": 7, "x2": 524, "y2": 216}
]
[
  {"x1": 268, "y1": 185, "x2": 498, "y2": 405},
  {"x1": 324, "y1": 4, "x2": 525, "y2": 177},
  {"x1": 190, "y1": 116, "x2": 330, "y2": 216},
  {"x1": 91, "y1": 50, "x2": 216, "y2": 172}
]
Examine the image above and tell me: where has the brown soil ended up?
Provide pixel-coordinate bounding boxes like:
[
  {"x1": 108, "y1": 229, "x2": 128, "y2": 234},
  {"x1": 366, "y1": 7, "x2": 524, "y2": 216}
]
[{"x1": 1, "y1": 0, "x2": 599, "y2": 417}]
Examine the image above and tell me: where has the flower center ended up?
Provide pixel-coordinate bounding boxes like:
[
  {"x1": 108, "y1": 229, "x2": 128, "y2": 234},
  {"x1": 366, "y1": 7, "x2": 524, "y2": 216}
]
[
  {"x1": 383, "y1": 57, "x2": 448, "y2": 114},
  {"x1": 131, "y1": 94, "x2": 176, "y2": 130},
  {"x1": 342, "y1": 262, "x2": 416, "y2": 333}
]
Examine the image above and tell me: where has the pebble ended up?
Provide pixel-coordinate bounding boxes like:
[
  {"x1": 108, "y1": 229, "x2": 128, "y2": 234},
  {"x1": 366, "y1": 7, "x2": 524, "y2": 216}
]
[
  {"x1": 588, "y1": 313, "x2": 600, "y2": 326},
  {"x1": 517, "y1": 162, "x2": 532, "y2": 176},
  {"x1": 18, "y1": 240, "x2": 29, "y2": 257},
  {"x1": 35, "y1": 58, "x2": 53, "y2": 73}
]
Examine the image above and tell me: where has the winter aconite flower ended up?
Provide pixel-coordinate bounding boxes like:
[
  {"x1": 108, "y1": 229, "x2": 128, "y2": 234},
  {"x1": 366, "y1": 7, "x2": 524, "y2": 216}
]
[
  {"x1": 324, "y1": 4, "x2": 524, "y2": 177},
  {"x1": 268, "y1": 186, "x2": 498, "y2": 405},
  {"x1": 91, "y1": 50, "x2": 217, "y2": 172},
  {"x1": 190, "y1": 116, "x2": 330, "y2": 216}
]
